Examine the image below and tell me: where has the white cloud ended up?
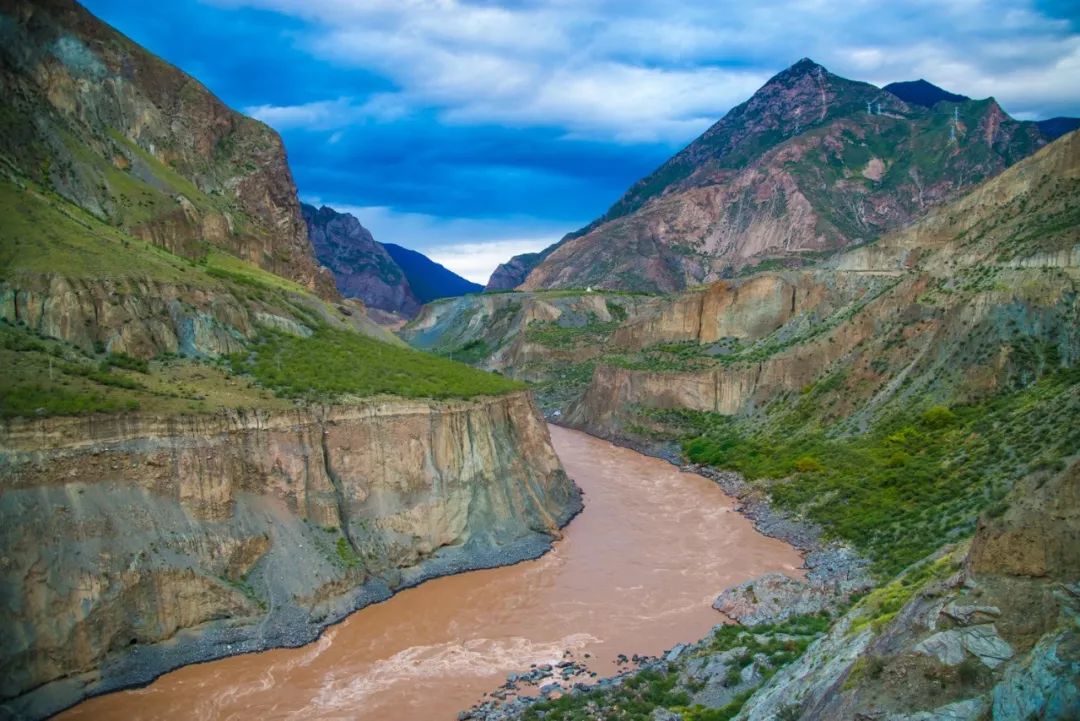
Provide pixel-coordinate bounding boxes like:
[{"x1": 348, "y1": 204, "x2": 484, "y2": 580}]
[
  {"x1": 218, "y1": 0, "x2": 1080, "y2": 137},
  {"x1": 244, "y1": 93, "x2": 410, "y2": 130},
  {"x1": 427, "y1": 240, "x2": 555, "y2": 284}
]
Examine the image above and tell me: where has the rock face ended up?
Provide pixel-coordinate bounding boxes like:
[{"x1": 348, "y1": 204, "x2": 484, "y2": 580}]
[
  {"x1": 0, "y1": 392, "x2": 581, "y2": 719},
  {"x1": 519, "y1": 59, "x2": 1056, "y2": 292},
  {"x1": 486, "y1": 252, "x2": 547, "y2": 291},
  {"x1": 302, "y1": 204, "x2": 422, "y2": 317},
  {"x1": 566, "y1": 131, "x2": 1080, "y2": 437},
  {"x1": 0, "y1": 0, "x2": 334, "y2": 296},
  {"x1": 0, "y1": 270, "x2": 399, "y2": 359},
  {"x1": 302, "y1": 204, "x2": 482, "y2": 318}
]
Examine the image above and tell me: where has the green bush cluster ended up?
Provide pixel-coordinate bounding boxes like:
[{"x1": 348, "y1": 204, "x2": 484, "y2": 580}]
[
  {"x1": 675, "y1": 366, "x2": 1079, "y2": 577},
  {"x1": 228, "y1": 325, "x2": 525, "y2": 401}
]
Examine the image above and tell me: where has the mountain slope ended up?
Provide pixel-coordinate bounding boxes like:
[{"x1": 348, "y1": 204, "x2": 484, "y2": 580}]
[
  {"x1": 0, "y1": 0, "x2": 335, "y2": 296},
  {"x1": 302, "y1": 203, "x2": 422, "y2": 317},
  {"x1": 520, "y1": 59, "x2": 1056, "y2": 293},
  {"x1": 477, "y1": 132, "x2": 1080, "y2": 721},
  {"x1": 383, "y1": 242, "x2": 482, "y2": 303}
]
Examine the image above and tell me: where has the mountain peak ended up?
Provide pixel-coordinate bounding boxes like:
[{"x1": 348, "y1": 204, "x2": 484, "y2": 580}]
[
  {"x1": 884, "y1": 79, "x2": 970, "y2": 107},
  {"x1": 775, "y1": 57, "x2": 828, "y2": 80}
]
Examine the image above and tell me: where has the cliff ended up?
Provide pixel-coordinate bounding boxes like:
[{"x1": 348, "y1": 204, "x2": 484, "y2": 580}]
[
  {"x1": 0, "y1": 392, "x2": 581, "y2": 719},
  {"x1": 519, "y1": 59, "x2": 1056, "y2": 292},
  {"x1": 0, "y1": 0, "x2": 334, "y2": 296}
]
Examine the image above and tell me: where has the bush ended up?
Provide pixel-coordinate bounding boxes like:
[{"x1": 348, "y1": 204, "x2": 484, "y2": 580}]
[
  {"x1": 229, "y1": 325, "x2": 525, "y2": 401},
  {"x1": 793, "y1": 456, "x2": 823, "y2": 473}
]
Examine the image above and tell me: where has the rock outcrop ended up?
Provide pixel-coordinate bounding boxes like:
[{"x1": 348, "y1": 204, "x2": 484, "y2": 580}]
[
  {"x1": 0, "y1": 0, "x2": 334, "y2": 296},
  {"x1": 0, "y1": 392, "x2": 581, "y2": 719}
]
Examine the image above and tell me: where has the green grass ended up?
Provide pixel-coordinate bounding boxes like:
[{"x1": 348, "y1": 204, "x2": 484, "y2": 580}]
[
  {"x1": 525, "y1": 318, "x2": 621, "y2": 349},
  {"x1": 666, "y1": 366, "x2": 1080, "y2": 577},
  {"x1": 0, "y1": 179, "x2": 197, "y2": 281},
  {"x1": 228, "y1": 325, "x2": 525, "y2": 401}
]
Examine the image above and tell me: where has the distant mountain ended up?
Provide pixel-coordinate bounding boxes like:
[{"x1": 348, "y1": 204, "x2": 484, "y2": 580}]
[
  {"x1": 302, "y1": 204, "x2": 421, "y2": 317},
  {"x1": 302, "y1": 204, "x2": 480, "y2": 316},
  {"x1": 486, "y1": 251, "x2": 549, "y2": 290},
  {"x1": 383, "y1": 243, "x2": 482, "y2": 304},
  {"x1": 517, "y1": 58, "x2": 1060, "y2": 292},
  {"x1": 1038, "y1": 117, "x2": 1080, "y2": 141},
  {"x1": 883, "y1": 79, "x2": 970, "y2": 107}
]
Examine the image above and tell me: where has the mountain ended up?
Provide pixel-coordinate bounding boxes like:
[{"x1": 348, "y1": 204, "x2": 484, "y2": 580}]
[
  {"x1": 1038, "y1": 116, "x2": 1080, "y2": 140},
  {"x1": 464, "y1": 129, "x2": 1080, "y2": 721},
  {"x1": 383, "y1": 243, "x2": 483, "y2": 303},
  {"x1": 302, "y1": 203, "x2": 422, "y2": 317},
  {"x1": 518, "y1": 58, "x2": 1057, "y2": 293},
  {"x1": 301, "y1": 204, "x2": 482, "y2": 317},
  {"x1": 883, "y1": 78, "x2": 970, "y2": 106},
  {"x1": 0, "y1": 0, "x2": 335, "y2": 296},
  {"x1": 485, "y1": 249, "x2": 552, "y2": 290},
  {"x1": 0, "y1": 3, "x2": 580, "y2": 718}
]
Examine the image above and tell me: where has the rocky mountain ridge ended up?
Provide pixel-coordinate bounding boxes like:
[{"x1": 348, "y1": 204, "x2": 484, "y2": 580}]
[
  {"x1": 303, "y1": 203, "x2": 482, "y2": 318},
  {"x1": 514, "y1": 59, "x2": 1066, "y2": 292}
]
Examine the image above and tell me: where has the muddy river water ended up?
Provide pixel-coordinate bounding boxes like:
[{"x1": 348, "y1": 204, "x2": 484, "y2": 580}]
[{"x1": 63, "y1": 425, "x2": 803, "y2": 721}]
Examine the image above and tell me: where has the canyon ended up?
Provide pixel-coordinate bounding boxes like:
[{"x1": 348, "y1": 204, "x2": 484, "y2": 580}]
[
  {"x1": 55, "y1": 426, "x2": 804, "y2": 721},
  {"x1": 1, "y1": 1, "x2": 1077, "y2": 719}
]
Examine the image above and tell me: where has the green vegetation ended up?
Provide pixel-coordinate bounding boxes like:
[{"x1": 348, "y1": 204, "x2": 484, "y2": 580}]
[
  {"x1": 228, "y1": 324, "x2": 525, "y2": 401},
  {"x1": 659, "y1": 365, "x2": 1079, "y2": 577},
  {"x1": 849, "y1": 554, "x2": 957, "y2": 633},
  {"x1": 336, "y1": 537, "x2": 360, "y2": 568},
  {"x1": 525, "y1": 317, "x2": 621, "y2": 349}
]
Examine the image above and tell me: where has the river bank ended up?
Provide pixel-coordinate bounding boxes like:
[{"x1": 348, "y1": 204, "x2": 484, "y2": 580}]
[{"x1": 59, "y1": 425, "x2": 805, "y2": 721}]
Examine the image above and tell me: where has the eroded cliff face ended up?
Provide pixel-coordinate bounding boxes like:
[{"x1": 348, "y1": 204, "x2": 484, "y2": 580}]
[
  {"x1": 0, "y1": 0, "x2": 334, "y2": 296},
  {"x1": 566, "y1": 132, "x2": 1080, "y2": 438},
  {"x1": 0, "y1": 392, "x2": 581, "y2": 719}
]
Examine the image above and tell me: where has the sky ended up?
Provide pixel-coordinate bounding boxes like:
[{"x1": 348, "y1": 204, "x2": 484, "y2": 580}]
[{"x1": 82, "y1": 0, "x2": 1080, "y2": 283}]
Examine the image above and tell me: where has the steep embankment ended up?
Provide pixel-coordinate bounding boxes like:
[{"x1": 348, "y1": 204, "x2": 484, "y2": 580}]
[
  {"x1": 0, "y1": 393, "x2": 580, "y2": 720},
  {"x1": 519, "y1": 59, "x2": 1057, "y2": 292}
]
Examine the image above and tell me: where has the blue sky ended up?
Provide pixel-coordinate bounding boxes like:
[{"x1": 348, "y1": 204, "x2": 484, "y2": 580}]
[{"x1": 83, "y1": 0, "x2": 1080, "y2": 282}]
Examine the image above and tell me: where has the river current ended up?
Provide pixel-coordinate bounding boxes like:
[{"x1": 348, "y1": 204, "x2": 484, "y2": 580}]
[{"x1": 63, "y1": 425, "x2": 803, "y2": 720}]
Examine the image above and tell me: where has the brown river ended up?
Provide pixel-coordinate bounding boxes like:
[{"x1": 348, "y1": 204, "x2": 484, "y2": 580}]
[{"x1": 62, "y1": 425, "x2": 803, "y2": 721}]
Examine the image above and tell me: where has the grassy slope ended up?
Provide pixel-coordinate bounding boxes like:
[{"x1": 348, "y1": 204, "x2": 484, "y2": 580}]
[{"x1": 0, "y1": 180, "x2": 524, "y2": 418}]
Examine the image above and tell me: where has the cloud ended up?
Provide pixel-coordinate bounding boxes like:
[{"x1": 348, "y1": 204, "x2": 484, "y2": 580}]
[
  {"x1": 214, "y1": 0, "x2": 1080, "y2": 138},
  {"x1": 245, "y1": 93, "x2": 409, "y2": 130},
  {"x1": 427, "y1": 240, "x2": 555, "y2": 284}
]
